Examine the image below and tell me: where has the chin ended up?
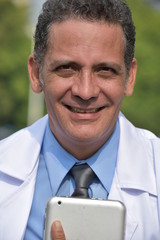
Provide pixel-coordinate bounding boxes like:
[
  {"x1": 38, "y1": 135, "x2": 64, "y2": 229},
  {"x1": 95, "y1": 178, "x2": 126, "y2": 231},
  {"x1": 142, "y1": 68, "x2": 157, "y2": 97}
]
[{"x1": 69, "y1": 130, "x2": 103, "y2": 143}]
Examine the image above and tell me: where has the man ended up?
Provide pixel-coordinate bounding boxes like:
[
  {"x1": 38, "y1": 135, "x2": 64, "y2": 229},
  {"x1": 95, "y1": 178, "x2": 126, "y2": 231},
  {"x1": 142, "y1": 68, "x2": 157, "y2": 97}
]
[{"x1": 0, "y1": 0, "x2": 160, "y2": 239}]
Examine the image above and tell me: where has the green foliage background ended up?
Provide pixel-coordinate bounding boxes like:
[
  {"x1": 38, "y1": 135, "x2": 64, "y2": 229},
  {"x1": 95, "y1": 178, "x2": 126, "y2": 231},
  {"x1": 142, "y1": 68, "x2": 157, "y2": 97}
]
[
  {"x1": 0, "y1": 0, "x2": 30, "y2": 134},
  {"x1": 123, "y1": 0, "x2": 160, "y2": 136},
  {"x1": 0, "y1": 0, "x2": 160, "y2": 138}
]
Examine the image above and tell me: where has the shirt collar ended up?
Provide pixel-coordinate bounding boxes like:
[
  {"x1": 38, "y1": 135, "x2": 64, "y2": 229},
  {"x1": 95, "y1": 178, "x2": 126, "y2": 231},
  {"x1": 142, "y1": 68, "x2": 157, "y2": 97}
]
[
  {"x1": 81, "y1": 119, "x2": 120, "y2": 193},
  {"x1": 42, "y1": 119, "x2": 120, "y2": 195},
  {"x1": 42, "y1": 122, "x2": 76, "y2": 195}
]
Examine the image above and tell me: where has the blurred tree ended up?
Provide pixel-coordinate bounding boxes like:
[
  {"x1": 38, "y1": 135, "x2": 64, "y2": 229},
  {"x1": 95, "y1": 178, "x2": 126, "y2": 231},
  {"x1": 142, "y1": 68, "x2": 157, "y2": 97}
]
[
  {"x1": 0, "y1": 0, "x2": 30, "y2": 132},
  {"x1": 123, "y1": 0, "x2": 160, "y2": 136}
]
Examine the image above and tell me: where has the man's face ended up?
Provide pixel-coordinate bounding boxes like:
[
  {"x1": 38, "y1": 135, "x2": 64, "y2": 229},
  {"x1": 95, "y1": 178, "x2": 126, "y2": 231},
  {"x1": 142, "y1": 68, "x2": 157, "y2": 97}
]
[{"x1": 29, "y1": 20, "x2": 137, "y2": 159}]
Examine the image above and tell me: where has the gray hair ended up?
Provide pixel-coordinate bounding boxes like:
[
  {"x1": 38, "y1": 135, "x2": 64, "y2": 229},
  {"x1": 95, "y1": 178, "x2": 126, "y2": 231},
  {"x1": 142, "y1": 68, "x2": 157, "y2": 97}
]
[{"x1": 34, "y1": 0, "x2": 136, "y2": 75}]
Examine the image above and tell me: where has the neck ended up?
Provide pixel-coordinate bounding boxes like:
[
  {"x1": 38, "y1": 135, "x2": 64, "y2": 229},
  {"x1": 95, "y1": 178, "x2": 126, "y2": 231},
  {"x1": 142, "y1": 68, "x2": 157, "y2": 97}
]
[{"x1": 54, "y1": 129, "x2": 114, "y2": 160}]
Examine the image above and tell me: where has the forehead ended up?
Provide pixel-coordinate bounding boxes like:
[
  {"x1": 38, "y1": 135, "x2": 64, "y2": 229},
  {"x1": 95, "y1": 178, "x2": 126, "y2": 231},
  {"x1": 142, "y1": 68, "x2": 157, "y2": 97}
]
[{"x1": 46, "y1": 19, "x2": 125, "y2": 63}]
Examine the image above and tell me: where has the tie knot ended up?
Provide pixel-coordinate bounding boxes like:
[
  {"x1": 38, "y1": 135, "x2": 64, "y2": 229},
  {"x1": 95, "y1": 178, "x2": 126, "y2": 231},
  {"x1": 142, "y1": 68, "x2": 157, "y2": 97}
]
[{"x1": 70, "y1": 164, "x2": 96, "y2": 198}]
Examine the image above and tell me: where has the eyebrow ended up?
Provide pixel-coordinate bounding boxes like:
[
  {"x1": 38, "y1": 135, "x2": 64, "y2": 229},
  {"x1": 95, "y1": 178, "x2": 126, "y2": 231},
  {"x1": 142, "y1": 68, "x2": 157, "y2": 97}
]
[
  {"x1": 48, "y1": 60, "x2": 83, "y2": 70},
  {"x1": 48, "y1": 59, "x2": 123, "y2": 72},
  {"x1": 93, "y1": 62, "x2": 123, "y2": 72}
]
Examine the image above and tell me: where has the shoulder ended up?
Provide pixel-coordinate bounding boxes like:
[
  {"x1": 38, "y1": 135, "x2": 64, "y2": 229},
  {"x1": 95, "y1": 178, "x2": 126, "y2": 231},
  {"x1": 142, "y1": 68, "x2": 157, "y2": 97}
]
[
  {"x1": 0, "y1": 115, "x2": 48, "y2": 152},
  {"x1": 119, "y1": 112, "x2": 159, "y2": 141},
  {"x1": 0, "y1": 115, "x2": 49, "y2": 181},
  {"x1": 117, "y1": 113, "x2": 160, "y2": 196}
]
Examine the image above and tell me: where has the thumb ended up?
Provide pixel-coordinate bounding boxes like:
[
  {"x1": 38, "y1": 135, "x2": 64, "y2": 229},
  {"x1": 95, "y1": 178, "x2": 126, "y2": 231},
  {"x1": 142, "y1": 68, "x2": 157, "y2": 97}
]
[{"x1": 51, "y1": 221, "x2": 66, "y2": 240}]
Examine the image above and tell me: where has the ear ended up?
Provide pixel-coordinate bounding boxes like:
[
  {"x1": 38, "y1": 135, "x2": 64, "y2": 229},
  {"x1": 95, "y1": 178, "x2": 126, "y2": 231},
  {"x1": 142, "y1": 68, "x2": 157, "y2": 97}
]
[
  {"x1": 28, "y1": 54, "x2": 43, "y2": 93},
  {"x1": 124, "y1": 58, "x2": 137, "y2": 96}
]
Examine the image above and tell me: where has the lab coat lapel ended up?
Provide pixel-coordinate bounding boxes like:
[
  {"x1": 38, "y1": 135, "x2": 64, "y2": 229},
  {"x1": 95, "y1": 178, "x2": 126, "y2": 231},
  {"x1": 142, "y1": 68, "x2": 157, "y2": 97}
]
[
  {"x1": 151, "y1": 138, "x2": 160, "y2": 225},
  {"x1": 0, "y1": 115, "x2": 48, "y2": 239},
  {"x1": 0, "y1": 115, "x2": 48, "y2": 182},
  {"x1": 0, "y1": 162, "x2": 39, "y2": 240},
  {"x1": 117, "y1": 113, "x2": 157, "y2": 195},
  {"x1": 108, "y1": 113, "x2": 157, "y2": 240},
  {"x1": 108, "y1": 172, "x2": 138, "y2": 240}
]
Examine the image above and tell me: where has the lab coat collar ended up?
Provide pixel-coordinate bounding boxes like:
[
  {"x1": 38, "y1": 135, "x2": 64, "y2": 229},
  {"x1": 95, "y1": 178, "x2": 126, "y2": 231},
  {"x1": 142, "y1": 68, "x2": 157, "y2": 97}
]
[
  {"x1": 0, "y1": 115, "x2": 48, "y2": 181},
  {"x1": 116, "y1": 113, "x2": 157, "y2": 196},
  {"x1": 0, "y1": 113, "x2": 158, "y2": 240},
  {"x1": 0, "y1": 113, "x2": 157, "y2": 196},
  {"x1": 109, "y1": 113, "x2": 158, "y2": 239}
]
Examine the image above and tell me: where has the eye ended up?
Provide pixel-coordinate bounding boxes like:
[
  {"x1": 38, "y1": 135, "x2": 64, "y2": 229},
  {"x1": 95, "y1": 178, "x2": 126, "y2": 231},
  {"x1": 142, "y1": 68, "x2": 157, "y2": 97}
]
[
  {"x1": 56, "y1": 64, "x2": 73, "y2": 71},
  {"x1": 54, "y1": 64, "x2": 76, "y2": 77},
  {"x1": 98, "y1": 66, "x2": 116, "y2": 73},
  {"x1": 95, "y1": 65, "x2": 117, "y2": 78}
]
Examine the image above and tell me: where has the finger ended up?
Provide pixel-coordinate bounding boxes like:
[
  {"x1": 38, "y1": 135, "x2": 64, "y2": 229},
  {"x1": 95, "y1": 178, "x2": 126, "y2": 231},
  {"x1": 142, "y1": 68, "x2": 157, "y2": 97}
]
[{"x1": 51, "y1": 221, "x2": 66, "y2": 240}]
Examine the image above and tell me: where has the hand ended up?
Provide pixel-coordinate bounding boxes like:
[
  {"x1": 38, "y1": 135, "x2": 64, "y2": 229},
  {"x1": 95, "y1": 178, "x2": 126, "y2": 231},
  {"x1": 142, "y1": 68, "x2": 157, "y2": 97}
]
[{"x1": 51, "y1": 221, "x2": 66, "y2": 240}]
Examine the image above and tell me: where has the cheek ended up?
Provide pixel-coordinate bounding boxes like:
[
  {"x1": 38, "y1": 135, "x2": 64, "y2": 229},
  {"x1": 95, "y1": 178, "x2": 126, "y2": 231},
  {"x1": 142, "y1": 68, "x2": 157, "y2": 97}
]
[
  {"x1": 102, "y1": 82, "x2": 125, "y2": 104},
  {"x1": 43, "y1": 77, "x2": 72, "y2": 99},
  {"x1": 43, "y1": 86, "x2": 66, "y2": 121},
  {"x1": 43, "y1": 83, "x2": 62, "y2": 104},
  {"x1": 43, "y1": 87, "x2": 57, "y2": 115}
]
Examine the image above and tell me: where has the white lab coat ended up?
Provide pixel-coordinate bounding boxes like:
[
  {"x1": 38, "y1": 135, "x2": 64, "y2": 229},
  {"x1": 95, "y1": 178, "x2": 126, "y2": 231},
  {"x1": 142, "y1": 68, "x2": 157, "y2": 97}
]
[{"x1": 0, "y1": 113, "x2": 160, "y2": 240}]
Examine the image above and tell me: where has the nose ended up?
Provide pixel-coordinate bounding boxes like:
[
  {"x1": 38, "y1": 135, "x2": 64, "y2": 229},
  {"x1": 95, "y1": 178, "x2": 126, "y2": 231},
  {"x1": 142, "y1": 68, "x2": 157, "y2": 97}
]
[{"x1": 71, "y1": 70, "x2": 100, "y2": 100}]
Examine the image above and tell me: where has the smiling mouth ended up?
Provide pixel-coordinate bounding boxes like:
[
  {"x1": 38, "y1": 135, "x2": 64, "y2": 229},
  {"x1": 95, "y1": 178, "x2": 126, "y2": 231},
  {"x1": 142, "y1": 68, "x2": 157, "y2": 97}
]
[{"x1": 66, "y1": 105, "x2": 105, "y2": 113}]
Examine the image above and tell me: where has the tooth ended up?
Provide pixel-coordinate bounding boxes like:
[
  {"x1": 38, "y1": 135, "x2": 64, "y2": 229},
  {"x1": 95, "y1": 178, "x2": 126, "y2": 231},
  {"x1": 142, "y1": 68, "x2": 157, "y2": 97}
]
[{"x1": 71, "y1": 107, "x2": 98, "y2": 113}]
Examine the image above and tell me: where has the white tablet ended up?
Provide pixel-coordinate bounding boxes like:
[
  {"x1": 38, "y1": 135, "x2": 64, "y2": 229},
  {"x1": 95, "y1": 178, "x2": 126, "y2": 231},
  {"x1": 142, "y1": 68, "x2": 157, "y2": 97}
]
[{"x1": 44, "y1": 196, "x2": 126, "y2": 240}]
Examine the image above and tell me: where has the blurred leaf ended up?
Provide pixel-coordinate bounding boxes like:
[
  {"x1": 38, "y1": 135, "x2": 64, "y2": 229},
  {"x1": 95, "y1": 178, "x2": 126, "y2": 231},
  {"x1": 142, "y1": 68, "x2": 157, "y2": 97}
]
[
  {"x1": 0, "y1": 0, "x2": 30, "y2": 130},
  {"x1": 122, "y1": 0, "x2": 160, "y2": 136}
]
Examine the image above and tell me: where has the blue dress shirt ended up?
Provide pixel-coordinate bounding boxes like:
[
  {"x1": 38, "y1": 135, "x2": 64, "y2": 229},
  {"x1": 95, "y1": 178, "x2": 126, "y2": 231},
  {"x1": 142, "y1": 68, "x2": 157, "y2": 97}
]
[{"x1": 24, "y1": 119, "x2": 120, "y2": 239}]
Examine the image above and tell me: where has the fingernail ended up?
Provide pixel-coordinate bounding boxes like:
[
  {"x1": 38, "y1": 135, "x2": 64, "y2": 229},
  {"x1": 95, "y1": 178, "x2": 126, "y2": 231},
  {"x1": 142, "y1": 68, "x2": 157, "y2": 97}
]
[{"x1": 54, "y1": 221, "x2": 62, "y2": 230}]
